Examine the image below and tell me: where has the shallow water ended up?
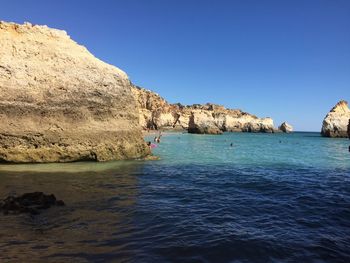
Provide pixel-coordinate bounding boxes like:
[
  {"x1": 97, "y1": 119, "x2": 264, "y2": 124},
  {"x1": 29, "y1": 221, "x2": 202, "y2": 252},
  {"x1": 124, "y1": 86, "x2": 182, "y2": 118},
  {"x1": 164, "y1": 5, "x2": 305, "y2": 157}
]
[{"x1": 0, "y1": 132, "x2": 349, "y2": 262}]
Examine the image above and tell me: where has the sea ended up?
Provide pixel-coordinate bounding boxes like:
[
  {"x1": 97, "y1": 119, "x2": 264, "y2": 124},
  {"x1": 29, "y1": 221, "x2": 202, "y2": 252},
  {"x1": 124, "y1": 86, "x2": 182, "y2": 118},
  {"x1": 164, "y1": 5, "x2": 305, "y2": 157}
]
[{"x1": 0, "y1": 132, "x2": 349, "y2": 263}]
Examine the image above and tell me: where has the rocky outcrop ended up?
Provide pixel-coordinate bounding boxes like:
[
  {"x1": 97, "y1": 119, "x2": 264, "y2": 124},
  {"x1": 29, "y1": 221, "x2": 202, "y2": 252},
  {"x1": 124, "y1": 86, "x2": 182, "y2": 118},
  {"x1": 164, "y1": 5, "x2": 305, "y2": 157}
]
[
  {"x1": 321, "y1": 100, "x2": 350, "y2": 138},
  {"x1": 132, "y1": 86, "x2": 275, "y2": 134},
  {"x1": 279, "y1": 122, "x2": 293, "y2": 133},
  {"x1": 0, "y1": 21, "x2": 150, "y2": 162},
  {"x1": 131, "y1": 87, "x2": 183, "y2": 129},
  {"x1": 188, "y1": 110, "x2": 223, "y2": 135}
]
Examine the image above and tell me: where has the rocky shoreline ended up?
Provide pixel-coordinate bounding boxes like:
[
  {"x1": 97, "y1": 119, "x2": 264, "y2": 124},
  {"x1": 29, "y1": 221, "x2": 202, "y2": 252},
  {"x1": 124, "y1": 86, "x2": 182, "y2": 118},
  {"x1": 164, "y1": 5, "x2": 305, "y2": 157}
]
[{"x1": 132, "y1": 86, "x2": 289, "y2": 135}]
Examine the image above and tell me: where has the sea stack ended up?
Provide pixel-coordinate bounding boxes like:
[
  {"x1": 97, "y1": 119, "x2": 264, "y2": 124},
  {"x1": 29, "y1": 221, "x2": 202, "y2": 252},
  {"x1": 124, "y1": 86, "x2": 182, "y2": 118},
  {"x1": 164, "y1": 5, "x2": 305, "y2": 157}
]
[
  {"x1": 321, "y1": 100, "x2": 350, "y2": 138},
  {"x1": 0, "y1": 21, "x2": 150, "y2": 162},
  {"x1": 279, "y1": 122, "x2": 293, "y2": 133}
]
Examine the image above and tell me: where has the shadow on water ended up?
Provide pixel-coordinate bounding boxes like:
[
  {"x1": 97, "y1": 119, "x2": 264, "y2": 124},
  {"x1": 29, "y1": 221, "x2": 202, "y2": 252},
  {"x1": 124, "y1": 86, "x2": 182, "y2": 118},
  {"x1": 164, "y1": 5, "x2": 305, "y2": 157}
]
[{"x1": 0, "y1": 161, "x2": 146, "y2": 262}]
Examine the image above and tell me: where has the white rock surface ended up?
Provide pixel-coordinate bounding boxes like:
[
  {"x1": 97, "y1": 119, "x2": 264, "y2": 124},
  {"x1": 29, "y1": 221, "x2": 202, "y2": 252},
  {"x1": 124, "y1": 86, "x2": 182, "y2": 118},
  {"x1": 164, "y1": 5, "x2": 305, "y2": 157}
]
[{"x1": 321, "y1": 100, "x2": 350, "y2": 138}]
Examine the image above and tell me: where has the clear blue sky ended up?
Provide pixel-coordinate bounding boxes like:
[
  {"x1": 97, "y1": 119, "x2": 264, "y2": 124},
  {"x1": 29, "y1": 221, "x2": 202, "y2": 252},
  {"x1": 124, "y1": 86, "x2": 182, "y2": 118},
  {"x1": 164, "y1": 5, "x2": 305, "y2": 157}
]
[{"x1": 1, "y1": 0, "x2": 349, "y2": 131}]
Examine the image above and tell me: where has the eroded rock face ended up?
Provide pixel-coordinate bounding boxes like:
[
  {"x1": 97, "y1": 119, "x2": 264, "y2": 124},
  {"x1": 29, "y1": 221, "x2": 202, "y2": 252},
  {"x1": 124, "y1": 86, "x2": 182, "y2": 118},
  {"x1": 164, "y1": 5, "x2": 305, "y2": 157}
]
[
  {"x1": 188, "y1": 110, "x2": 223, "y2": 135},
  {"x1": 321, "y1": 100, "x2": 350, "y2": 138},
  {"x1": 131, "y1": 87, "x2": 182, "y2": 130},
  {"x1": 132, "y1": 86, "x2": 275, "y2": 134},
  {"x1": 279, "y1": 122, "x2": 293, "y2": 133},
  {"x1": 0, "y1": 21, "x2": 150, "y2": 162}
]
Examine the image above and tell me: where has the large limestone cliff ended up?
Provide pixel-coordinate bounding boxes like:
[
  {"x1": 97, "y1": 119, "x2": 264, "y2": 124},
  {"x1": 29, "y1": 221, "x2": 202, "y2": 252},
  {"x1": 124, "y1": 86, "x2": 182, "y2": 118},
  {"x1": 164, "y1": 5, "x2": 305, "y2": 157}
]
[
  {"x1": 0, "y1": 21, "x2": 150, "y2": 163},
  {"x1": 132, "y1": 86, "x2": 275, "y2": 134},
  {"x1": 321, "y1": 100, "x2": 350, "y2": 138}
]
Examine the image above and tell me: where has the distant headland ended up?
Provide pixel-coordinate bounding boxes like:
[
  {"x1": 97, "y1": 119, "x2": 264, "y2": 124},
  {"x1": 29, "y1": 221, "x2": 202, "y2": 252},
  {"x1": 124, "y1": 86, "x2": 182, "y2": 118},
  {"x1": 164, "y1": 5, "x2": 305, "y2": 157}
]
[{"x1": 132, "y1": 86, "x2": 289, "y2": 134}]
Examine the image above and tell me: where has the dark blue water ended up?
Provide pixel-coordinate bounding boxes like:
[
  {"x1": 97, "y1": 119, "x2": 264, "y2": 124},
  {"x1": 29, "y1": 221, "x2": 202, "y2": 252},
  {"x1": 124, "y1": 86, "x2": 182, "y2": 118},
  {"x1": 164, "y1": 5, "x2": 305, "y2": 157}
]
[{"x1": 0, "y1": 132, "x2": 349, "y2": 262}]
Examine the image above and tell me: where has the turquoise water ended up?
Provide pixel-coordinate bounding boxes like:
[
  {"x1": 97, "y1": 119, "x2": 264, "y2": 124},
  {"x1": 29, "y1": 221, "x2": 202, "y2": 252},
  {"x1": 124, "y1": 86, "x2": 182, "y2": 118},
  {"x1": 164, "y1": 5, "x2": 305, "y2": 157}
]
[
  {"x1": 148, "y1": 132, "x2": 350, "y2": 169},
  {"x1": 0, "y1": 132, "x2": 349, "y2": 262}
]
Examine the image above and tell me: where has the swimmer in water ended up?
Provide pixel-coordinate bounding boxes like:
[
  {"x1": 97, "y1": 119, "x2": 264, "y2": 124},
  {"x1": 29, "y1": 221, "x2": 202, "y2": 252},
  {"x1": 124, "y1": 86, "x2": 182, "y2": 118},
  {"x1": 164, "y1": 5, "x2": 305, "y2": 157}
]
[{"x1": 155, "y1": 131, "x2": 162, "y2": 143}]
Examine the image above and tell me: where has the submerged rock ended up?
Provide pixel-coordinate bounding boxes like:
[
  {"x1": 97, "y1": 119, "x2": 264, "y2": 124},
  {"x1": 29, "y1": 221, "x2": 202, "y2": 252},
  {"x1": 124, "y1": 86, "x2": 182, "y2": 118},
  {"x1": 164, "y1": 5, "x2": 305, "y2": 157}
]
[
  {"x1": 0, "y1": 192, "x2": 64, "y2": 215},
  {"x1": 132, "y1": 86, "x2": 275, "y2": 134},
  {"x1": 321, "y1": 100, "x2": 350, "y2": 138},
  {"x1": 0, "y1": 21, "x2": 150, "y2": 163},
  {"x1": 279, "y1": 122, "x2": 293, "y2": 133}
]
